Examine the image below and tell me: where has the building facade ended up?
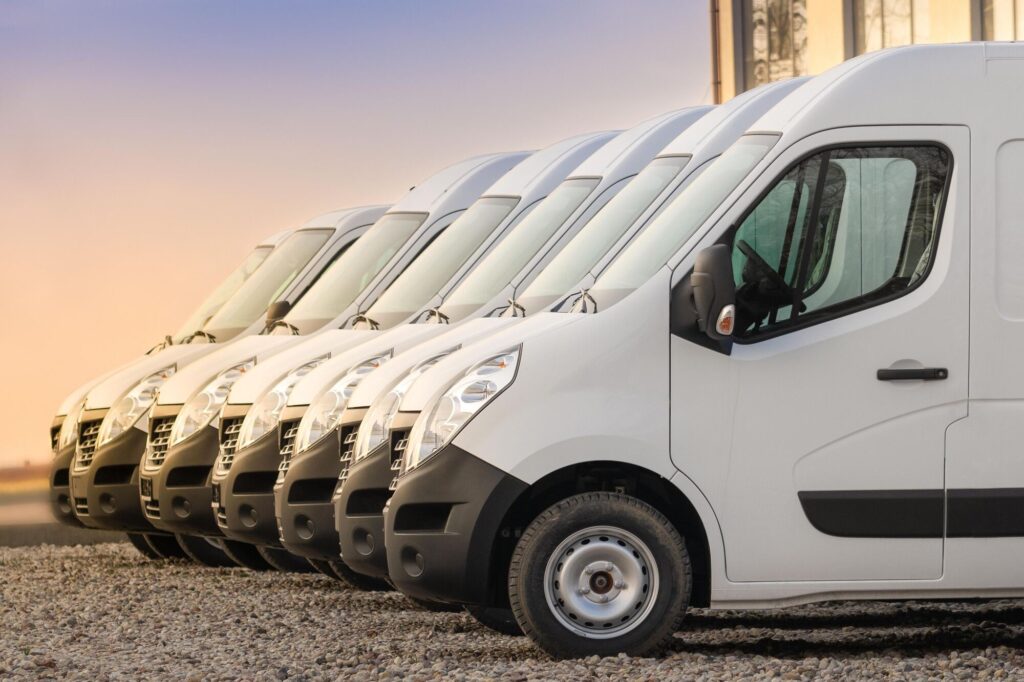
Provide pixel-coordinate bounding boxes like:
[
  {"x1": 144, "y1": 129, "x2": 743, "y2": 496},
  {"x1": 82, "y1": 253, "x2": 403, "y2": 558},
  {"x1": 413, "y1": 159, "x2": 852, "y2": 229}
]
[{"x1": 712, "y1": 0, "x2": 1020, "y2": 102}]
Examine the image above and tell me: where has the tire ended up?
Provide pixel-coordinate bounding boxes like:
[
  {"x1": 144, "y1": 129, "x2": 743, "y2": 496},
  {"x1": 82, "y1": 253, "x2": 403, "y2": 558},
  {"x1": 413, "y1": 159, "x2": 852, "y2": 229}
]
[
  {"x1": 175, "y1": 534, "x2": 236, "y2": 567},
  {"x1": 125, "y1": 533, "x2": 162, "y2": 559},
  {"x1": 256, "y1": 546, "x2": 317, "y2": 573},
  {"x1": 508, "y1": 492, "x2": 691, "y2": 659},
  {"x1": 307, "y1": 558, "x2": 339, "y2": 579},
  {"x1": 329, "y1": 559, "x2": 392, "y2": 592},
  {"x1": 465, "y1": 605, "x2": 524, "y2": 636},
  {"x1": 405, "y1": 595, "x2": 463, "y2": 613},
  {"x1": 220, "y1": 539, "x2": 274, "y2": 571},
  {"x1": 142, "y1": 533, "x2": 189, "y2": 560}
]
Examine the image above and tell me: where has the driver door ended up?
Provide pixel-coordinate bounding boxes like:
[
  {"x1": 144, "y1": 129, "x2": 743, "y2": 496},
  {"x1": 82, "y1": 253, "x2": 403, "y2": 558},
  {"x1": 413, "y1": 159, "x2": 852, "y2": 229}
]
[{"x1": 672, "y1": 126, "x2": 969, "y2": 584}]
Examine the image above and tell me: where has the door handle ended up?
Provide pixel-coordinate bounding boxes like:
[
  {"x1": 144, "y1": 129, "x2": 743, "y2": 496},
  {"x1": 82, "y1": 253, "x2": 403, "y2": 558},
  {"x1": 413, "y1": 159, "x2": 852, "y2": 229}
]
[{"x1": 877, "y1": 367, "x2": 948, "y2": 381}]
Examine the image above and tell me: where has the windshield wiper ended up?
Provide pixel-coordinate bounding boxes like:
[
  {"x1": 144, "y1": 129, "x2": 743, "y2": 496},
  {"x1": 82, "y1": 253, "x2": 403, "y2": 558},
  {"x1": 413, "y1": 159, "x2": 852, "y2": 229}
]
[
  {"x1": 505, "y1": 298, "x2": 527, "y2": 318},
  {"x1": 573, "y1": 289, "x2": 598, "y2": 314},
  {"x1": 146, "y1": 335, "x2": 174, "y2": 354},
  {"x1": 267, "y1": 320, "x2": 301, "y2": 336},
  {"x1": 351, "y1": 313, "x2": 380, "y2": 330},
  {"x1": 183, "y1": 330, "x2": 217, "y2": 344},
  {"x1": 423, "y1": 307, "x2": 450, "y2": 324}
]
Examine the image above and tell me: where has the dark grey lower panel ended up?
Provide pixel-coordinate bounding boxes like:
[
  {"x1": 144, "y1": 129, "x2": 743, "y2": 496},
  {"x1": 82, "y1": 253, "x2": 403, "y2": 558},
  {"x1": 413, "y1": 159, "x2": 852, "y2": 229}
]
[{"x1": 798, "y1": 488, "x2": 1024, "y2": 538}]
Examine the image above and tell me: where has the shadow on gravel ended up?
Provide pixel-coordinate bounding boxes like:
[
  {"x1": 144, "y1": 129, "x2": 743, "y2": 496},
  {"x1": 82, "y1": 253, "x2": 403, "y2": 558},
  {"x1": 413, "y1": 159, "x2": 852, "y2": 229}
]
[{"x1": 685, "y1": 604, "x2": 1024, "y2": 631}]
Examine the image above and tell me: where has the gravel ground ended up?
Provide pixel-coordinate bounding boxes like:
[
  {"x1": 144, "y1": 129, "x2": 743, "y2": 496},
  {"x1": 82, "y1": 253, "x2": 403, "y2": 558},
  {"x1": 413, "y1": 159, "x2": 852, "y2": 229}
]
[{"x1": 2, "y1": 543, "x2": 1024, "y2": 680}]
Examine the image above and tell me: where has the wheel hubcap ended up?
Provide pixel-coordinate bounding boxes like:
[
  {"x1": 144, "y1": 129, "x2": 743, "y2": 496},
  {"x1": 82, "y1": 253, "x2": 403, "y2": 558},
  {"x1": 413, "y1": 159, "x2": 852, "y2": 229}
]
[{"x1": 544, "y1": 525, "x2": 659, "y2": 639}]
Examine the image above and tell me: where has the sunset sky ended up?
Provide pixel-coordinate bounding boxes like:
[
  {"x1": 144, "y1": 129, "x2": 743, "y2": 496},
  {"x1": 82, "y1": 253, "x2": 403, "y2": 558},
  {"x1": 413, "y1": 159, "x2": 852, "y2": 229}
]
[{"x1": 0, "y1": 1, "x2": 711, "y2": 467}]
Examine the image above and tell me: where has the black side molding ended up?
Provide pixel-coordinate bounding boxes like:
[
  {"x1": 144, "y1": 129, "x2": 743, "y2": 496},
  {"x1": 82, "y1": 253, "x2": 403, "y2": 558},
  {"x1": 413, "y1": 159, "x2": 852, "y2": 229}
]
[{"x1": 800, "y1": 488, "x2": 1024, "y2": 538}]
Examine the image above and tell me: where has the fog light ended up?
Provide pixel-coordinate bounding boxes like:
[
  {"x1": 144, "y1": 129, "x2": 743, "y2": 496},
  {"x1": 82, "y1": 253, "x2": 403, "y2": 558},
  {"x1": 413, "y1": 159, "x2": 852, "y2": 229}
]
[
  {"x1": 57, "y1": 495, "x2": 72, "y2": 514},
  {"x1": 354, "y1": 528, "x2": 374, "y2": 556},
  {"x1": 99, "y1": 493, "x2": 116, "y2": 514},
  {"x1": 295, "y1": 515, "x2": 315, "y2": 540},
  {"x1": 172, "y1": 497, "x2": 191, "y2": 519},
  {"x1": 240, "y1": 504, "x2": 258, "y2": 528},
  {"x1": 401, "y1": 547, "x2": 424, "y2": 577}
]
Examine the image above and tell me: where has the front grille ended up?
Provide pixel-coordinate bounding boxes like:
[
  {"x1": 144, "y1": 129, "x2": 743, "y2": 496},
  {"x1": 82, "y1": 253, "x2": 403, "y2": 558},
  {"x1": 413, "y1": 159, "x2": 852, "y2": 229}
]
[
  {"x1": 275, "y1": 419, "x2": 302, "y2": 484},
  {"x1": 336, "y1": 425, "x2": 358, "y2": 488},
  {"x1": 144, "y1": 417, "x2": 176, "y2": 470},
  {"x1": 74, "y1": 497, "x2": 89, "y2": 516},
  {"x1": 50, "y1": 424, "x2": 61, "y2": 452},
  {"x1": 73, "y1": 421, "x2": 103, "y2": 471},
  {"x1": 387, "y1": 428, "x2": 410, "y2": 492},
  {"x1": 144, "y1": 498, "x2": 160, "y2": 519},
  {"x1": 217, "y1": 417, "x2": 245, "y2": 472}
]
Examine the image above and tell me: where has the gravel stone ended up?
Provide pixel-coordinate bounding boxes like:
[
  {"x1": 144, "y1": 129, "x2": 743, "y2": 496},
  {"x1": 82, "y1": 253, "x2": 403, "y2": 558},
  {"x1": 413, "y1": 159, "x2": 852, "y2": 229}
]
[{"x1": 2, "y1": 543, "x2": 1024, "y2": 680}]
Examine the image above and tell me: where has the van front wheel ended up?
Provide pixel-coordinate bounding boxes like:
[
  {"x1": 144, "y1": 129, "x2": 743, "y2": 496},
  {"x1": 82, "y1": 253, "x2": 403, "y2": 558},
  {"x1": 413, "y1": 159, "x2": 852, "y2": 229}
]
[{"x1": 508, "y1": 492, "x2": 690, "y2": 659}]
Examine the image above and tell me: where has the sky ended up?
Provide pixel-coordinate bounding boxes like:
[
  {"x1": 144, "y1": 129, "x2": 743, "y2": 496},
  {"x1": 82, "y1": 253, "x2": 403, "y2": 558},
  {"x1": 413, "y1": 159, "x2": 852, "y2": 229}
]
[{"x1": 0, "y1": 0, "x2": 711, "y2": 468}]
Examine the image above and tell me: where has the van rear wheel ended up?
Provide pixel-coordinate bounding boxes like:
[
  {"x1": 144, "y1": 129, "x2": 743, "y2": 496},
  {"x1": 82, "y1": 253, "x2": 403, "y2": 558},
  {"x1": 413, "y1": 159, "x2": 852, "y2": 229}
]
[
  {"x1": 125, "y1": 533, "x2": 161, "y2": 559},
  {"x1": 508, "y1": 492, "x2": 690, "y2": 659}
]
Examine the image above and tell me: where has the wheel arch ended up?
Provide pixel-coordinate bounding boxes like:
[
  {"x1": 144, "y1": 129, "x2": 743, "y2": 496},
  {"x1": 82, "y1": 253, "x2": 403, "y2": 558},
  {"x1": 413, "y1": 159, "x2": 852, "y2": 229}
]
[{"x1": 491, "y1": 460, "x2": 712, "y2": 608}]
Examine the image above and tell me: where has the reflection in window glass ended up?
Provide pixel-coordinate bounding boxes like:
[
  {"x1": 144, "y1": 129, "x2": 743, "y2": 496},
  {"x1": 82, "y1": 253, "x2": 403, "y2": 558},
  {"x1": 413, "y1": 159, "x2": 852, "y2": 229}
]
[
  {"x1": 173, "y1": 246, "x2": 272, "y2": 341},
  {"x1": 284, "y1": 213, "x2": 428, "y2": 326},
  {"x1": 441, "y1": 178, "x2": 600, "y2": 311},
  {"x1": 729, "y1": 146, "x2": 949, "y2": 339},
  {"x1": 590, "y1": 134, "x2": 779, "y2": 301},
  {"x1": 854, "y1": 0, "x2": 931, "y2": 54},
  {"x1": 203, "y1": 230, "x2": 332, "y2": 335},
  {"x1": 519, "y1": 157, "x2": 690, "y2": 307},
  {"x1": 367, "y1": 198, "x2": 518, "y2": 318},
  {"x1": 983, "y1": 0, "x2": 1024, "y2": 40}
]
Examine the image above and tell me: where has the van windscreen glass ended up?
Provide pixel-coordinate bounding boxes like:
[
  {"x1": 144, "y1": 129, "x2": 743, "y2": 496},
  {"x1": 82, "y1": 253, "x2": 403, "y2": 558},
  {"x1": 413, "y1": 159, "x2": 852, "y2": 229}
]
[
  {"x1": 589, "y1": 134, "x2": 779, "y2": 305},
  {"x1": 440, "y1": 177, "x2": 600, "y2": 312},
  {"x1": 173, "y1": 245, "x2": 272, "y2": 342},
  {"x1": 518, "y1": 156, "x2": 690, "y2": 313},
  {"x1": 366, "y1": 197, "x2": 519, "y2": 319},
  {"x1": 202, "y1": 230, "x2": 332, "y2": 337},
  {"x1": 283, "y1": 212, "x2": 427, "y2": 328}
]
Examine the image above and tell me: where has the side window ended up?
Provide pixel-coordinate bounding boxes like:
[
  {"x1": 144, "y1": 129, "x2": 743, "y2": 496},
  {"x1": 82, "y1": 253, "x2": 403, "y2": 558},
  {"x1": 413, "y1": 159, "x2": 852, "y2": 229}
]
[{"x1": 729, "y1": 145, "x2": 950, "y2": 340}]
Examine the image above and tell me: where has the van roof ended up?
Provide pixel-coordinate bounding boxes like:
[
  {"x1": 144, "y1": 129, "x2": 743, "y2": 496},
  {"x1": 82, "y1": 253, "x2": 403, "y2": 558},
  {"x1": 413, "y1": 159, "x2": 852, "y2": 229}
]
[
  {"x1": 659, "y1": 79, "x2": 808, "y2": 158},
  {"x1": 484, "y1": 131, "x2": 618, "y2": 198},
  {"x1": 754, "y1": 42, "x2": 998, "y2": 137},
  {"x1": 386, "y1": 152, "x2": 533, "y2": 218},
  {"x1": 300, "y1": 205, "x2": 392, "y2": 230},
  {"x1": 569, "y1": 109, "x2": 702, "y2": 179}
]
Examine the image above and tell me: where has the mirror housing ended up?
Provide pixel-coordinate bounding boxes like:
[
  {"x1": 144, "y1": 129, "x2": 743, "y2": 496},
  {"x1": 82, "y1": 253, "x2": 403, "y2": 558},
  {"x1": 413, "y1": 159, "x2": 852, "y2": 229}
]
[
  {"x1": 691, "y1": 244, "x2": 736, "y2": 341},
  {"x1": 265, "y1": 300, "x2": 291, "y2": 325}
]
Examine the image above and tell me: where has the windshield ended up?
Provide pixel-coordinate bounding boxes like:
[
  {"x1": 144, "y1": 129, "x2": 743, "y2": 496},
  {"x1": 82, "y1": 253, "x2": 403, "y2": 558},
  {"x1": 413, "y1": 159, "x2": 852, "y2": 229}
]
[
  {"x1": 518, "y1": 156, "x2": 691, "y2": 313},
  {"x1": 283, "y1": 212, "x2": 428, "y2": 329},
  {"x1": 366, "y1": 197, "x2": 519, "y2": 319},
  {"x1": 201, "y1": 229, "x2": 332, "y2": 338},
  {"x1": 172, "y1": 245, "x2": 272, "y2": 341},
  {"x1": 440, "y1": 177, "x2": 600, "y2": 313},
  {"x1": 590, "y1": 134, "x2": 779, "y2": 304}
]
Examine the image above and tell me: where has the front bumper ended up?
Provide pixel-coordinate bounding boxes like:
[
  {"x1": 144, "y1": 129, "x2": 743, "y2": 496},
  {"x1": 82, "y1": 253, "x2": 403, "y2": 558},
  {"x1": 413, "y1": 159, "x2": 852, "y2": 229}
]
[
  {"x1": 141, "y1": 405, "x2": 222, "y2": 537},
  {"x1": 213, "y1": 408, "x2": 283, "y2": 546},
  {"x1": 49, "y1": 439, "x2": 82, "y2": 528},
  {"x1": 334, "y1": 436, "x2": 395, "y2": 580},
  {"x1": 276, "y1": 409, "x2": 360, "y2": 561},
  {"x1": 384, "y1": 443, "x2": 527, "y2": 605},
  {"x1": 69, "y1": 409, "x2": 153, "y2": 532}
]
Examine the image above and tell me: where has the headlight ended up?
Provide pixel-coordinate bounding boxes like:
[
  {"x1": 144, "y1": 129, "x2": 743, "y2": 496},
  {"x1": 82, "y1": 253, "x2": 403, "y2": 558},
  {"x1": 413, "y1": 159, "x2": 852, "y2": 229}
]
[
  {"x1": 97, "y1": 366, "x2": 176, "y2": 446},
  {"x1": 169, "y1": 360, "x2": 255, "y2": 447},
  {"x1": 403, "y1": 347, "x2": 519, "y2": 474},
  {"x1": 352, "y1": 350, "x2": 455, "y2": 463},
  {"x1": 235, "y1": 356, "x2": 329, "y2": 451},
  {"x1": 293, "y1": 354, "x2": 391, "y2": 454},
  {"x1": 56, "y1": 401, "x2": 85, "y2": 452}
]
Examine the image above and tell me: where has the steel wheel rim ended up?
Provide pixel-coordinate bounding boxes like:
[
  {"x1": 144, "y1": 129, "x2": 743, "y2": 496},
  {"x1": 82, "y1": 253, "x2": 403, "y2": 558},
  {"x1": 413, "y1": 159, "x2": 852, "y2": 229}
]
[{"x1": 542, "y1": 525, "x2": 659, "y2": 639}]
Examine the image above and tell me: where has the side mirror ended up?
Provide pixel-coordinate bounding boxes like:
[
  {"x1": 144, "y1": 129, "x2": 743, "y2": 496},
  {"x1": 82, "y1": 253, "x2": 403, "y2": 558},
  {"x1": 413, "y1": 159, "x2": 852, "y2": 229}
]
[
  {"x1": 691, "y1": 244, "x2": 737, "y2": 341},
  {"x1": 265, "y1": 300, "x2": 291, "y2": 325}
]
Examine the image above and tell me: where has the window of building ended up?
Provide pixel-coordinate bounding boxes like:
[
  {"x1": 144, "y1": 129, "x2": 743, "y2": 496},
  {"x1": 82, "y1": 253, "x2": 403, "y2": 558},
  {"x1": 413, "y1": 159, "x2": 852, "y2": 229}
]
[
  {"x1": 983, "y1": 0, "x2": 1024, "y2": 39},
  {"x1": 741, "y1": 0, "x2": 809, "y2": 90},
  {"x1": 854, "y1": 0, "x2": 933, "y2": 54},
  {"x1": 728, "y1": 145, "x2": 950, "y2": 340}
]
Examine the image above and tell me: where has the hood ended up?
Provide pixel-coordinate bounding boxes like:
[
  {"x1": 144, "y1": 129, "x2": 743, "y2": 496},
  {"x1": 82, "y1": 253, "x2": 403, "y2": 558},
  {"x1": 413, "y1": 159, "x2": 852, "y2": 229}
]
[
  {"x1": 347, "y1": 317, "x2": 522, "y2": 409},
  {"x1": 156, "y1": 335, "x2": 302, "y2": 405},
  {"x1": 226, "y1": 329, "x2": 380, "y2": 405},
  {"x1": 84, "y1": 343, "x2": 224, "y2": 410},
  {"x1": 401, "y1": 313, "x2": 577, "y2": 412},
  {"x1": 288, "y1": 324, "x2": 445, "y2": 407}
]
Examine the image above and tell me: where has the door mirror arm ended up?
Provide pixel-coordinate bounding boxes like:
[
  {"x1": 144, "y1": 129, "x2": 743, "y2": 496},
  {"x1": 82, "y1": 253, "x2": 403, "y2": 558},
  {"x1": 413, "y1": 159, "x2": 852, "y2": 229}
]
[{"x1": 265, "y1": 300, "x2": 292, "y2": 327}]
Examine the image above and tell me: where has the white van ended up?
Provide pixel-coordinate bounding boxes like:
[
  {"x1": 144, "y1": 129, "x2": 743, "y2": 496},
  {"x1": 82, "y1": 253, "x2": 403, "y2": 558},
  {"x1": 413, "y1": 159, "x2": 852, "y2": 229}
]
[
  {"x1": 135, "y1": 152, "x2": 530, "y2": 568},
  {"x1": 66, "y1": 206, "x2": 389, "y2": 554},
  {"x1": 328, "y1": 82, "x2": 809, "y2": 607},
  {"x1": 271, "y1": 111, "x2": 709, "y2": 581},
  {"x1": 49, "y1": 231, "x2": 285, "y2": 540},
  {"x1": 383, "y1": 44, "x2": 1007, "y2": 658}
]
